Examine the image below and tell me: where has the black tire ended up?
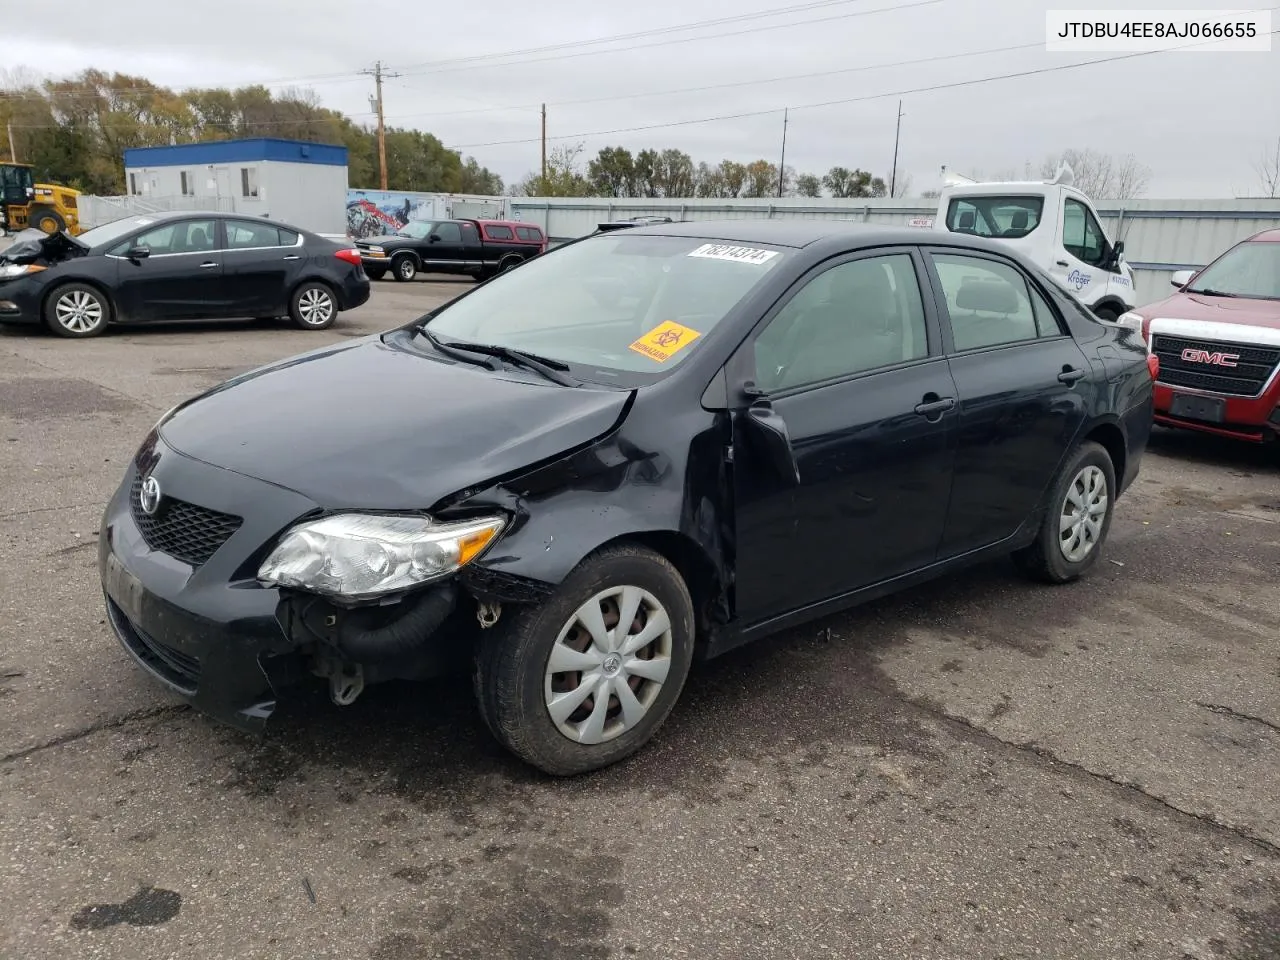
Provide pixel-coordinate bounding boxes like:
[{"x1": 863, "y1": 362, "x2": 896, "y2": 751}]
[
  {"x1": 1093, "y1": 305, "x2": 1120, "y2": 322},
  {"x1": 30, "y1": 206, "x2": 65, "y2": 235},
  {"x1": 473, "y1": 543, "x2": 695, "y2": 776},
  {"x1": 366, "y1": 266, "x2": 387, "y2": 281},
  {"x1": 498, "y1": 256, "x2": 522, "y2": 274},
  {"x1": 1012, "y1": 440, "x2": 1116, "y2": 584},
  {"x1": 43, "y1": 282, "x2": 111, "y2": 338},
  {"x1": 288, "y1": 281, "x2": 338, "y2": 330},
  {"x1": 391, "y1": 254, "x2": 417, "y2": 282}
]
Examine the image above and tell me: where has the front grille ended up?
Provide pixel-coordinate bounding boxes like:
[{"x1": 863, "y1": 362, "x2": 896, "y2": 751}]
[
  {"x1": 129, "y1": 472, "x2": 242, "y2": 567},
  {"x1": 106, "y1": 598, "x2": 201, "y2": 693},
  {"x1": 1151, "y1": 334, "x2": 1280, "y2": 397}
]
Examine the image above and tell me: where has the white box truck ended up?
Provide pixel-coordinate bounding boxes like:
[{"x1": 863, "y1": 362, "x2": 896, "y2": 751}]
[{"x1": 926, "y1": 166, "x2": 1137, "y2": 321}]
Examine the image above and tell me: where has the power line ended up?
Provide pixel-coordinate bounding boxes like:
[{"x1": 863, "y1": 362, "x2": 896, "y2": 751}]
[
  {"x1": 390, "y1": 0, "x2": 917, "y2": 72},
  {"x1": 393, "y1": 0, "x2": 948, "y2": 77},
  {"x1": 380, "y1": 39, "x2": 1047, "y2": 124},
  {"x1": 449, "y1": 28, "x2": 1280, "y2": 149}
]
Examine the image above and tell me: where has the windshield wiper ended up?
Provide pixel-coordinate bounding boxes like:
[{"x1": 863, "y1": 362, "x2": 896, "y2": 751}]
[
  {"x1": 1187, "y1": 287, "x2": 1239, "y2": 298},
  {"x1": 440, "y1": 341, "x2": 582, "y2": 387},
  {"x1": 417, "y1": 328, "x2": 501, "y2": 370}
]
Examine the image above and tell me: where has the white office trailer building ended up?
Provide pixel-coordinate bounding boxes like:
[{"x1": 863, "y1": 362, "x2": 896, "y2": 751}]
[{"x1": 121, "y1": 138, "x2": 349, "y2": 236}]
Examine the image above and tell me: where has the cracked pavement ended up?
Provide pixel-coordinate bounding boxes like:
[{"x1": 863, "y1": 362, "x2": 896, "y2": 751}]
[{"x1": 2, "y1": 278, "x2": 1279, "y2": 959}]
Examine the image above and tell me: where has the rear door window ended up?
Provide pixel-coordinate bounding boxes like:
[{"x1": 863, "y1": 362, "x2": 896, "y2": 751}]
[
  {"x1": 931, "y1": 253, "x2": 1055, "y2": 351},
  {"x1": 946, "y1": 196, "x2": 1044, "y2": 239},
  {"x1": 224, "y1": 219, "x2": 286, "y2": 248}
]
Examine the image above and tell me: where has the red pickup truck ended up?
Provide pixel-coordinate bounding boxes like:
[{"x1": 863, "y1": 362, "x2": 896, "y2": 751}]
[
  {"x1": 355, "y1": 218, "x2": 547, "y2": 282},
  {"x1": 1118, "y1": 228, "x2": 1280, "y2": 442}
]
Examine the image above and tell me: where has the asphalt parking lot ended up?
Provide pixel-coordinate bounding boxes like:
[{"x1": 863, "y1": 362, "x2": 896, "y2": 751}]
[{"x1": 1, "y1": 276, "x2": 1278, "y2": 960}]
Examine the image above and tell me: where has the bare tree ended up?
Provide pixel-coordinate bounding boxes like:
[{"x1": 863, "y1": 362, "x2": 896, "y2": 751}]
[
  {"x1": 921, "y1": 188, "x2": 941, "y2": 199},
  {"x1": 884, "y1": 171, "x2": 913, "y2": 198},
  {"x1": 1039, "y1": 148, "x2": 1151, "y2": 199},
  {"x1": 1253, "y1": 135, "x2": 1280, "y2": 198}
]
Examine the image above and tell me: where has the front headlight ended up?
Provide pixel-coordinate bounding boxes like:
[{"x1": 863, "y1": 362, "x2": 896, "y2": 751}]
[
  {"x1": 0, "y1": 264, "x2": 46, "y2": 280},
  {"x1": 257, "y1": 513, "x2": 506, "y2": 601},
  {"x1": 365, "y1": 245, "x2": 384, "y2": 255}
]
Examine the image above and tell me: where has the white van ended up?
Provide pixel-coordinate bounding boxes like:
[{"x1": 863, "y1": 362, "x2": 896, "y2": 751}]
[{"x1": 926, "y1": 167, "x2": 1137, "y2": 321}]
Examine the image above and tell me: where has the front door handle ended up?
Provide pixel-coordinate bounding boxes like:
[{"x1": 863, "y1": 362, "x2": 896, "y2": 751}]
[
  {"x1": 198, "y1": 261, "x2": 219, "y2": 269},
  {"x1": 282, "y1": 255, "x2": 300, "y2": 261},
  {"x1": 914, "y1": 396, "x2": 956, "y2": 418},
  {"x1": 1055, "y1": 259, "x2": 1070, "y2": 267},
  {"x1": 1058, "y1": 367, "x2": 1086, "y2": 385}
]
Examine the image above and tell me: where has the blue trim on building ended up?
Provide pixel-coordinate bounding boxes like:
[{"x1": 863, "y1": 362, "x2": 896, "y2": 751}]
[{"x1": 124, "y1": 138, "x2": 347, "y2": 169}]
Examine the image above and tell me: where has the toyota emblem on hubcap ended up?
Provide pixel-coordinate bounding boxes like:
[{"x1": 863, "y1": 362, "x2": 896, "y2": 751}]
[{"x1": 139, "y1": 475, "x2": 162, "y2": 516}]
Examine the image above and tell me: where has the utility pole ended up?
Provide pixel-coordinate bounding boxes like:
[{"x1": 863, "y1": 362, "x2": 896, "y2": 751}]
[
  {"x1": 777, "y1": 108, "x2": 789, "y2": 198},
  {"x1": 360, "y1": 60, "x2": 401, "y2": 191},
  {"x1": 889, "y1": 100, "x2": 903, "y2": 198},
  {"x1": 540, "y1": 104, "x2": 547, "y2": 186},
  {"x1": 7, "y1": 122, "x2": 16, "y2": 163}
]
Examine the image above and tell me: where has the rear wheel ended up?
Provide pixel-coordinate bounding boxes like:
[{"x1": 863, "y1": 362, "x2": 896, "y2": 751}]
[
  {"x1": 1012, "y1": 440, "x2": 1116, "y2": 583},
  {"x1": 473, "y1": 544, "x2": 695, "y2": 776},
  {"x1": 289, "y1": 282, "x2": 337, "y2": 330},
  {"x1": 44, "y1": 283, "x2": 110, "y2": 338},
  {"x1": 391, "y1": 254, "x2": 417, "y2": 282},
  {"x1": 1094, "y1": 305, "x2": 1120, "y2": 322}
]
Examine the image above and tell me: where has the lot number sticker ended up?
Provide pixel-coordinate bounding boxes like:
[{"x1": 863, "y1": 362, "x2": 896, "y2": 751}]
[
  {"x1": 687, "y1": 243, "x2": 779, "y2": 265},
  {"x1": 628, "y1": 321, "x2": 703, "y2": 363}
]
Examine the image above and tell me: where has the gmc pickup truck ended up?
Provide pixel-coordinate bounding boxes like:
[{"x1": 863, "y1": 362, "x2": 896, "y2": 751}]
[{"x1": 355, "y1": 218, "x2": 547, "y2": 282}]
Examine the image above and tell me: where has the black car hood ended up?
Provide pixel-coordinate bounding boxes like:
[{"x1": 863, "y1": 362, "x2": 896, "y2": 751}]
[
  {"x1": 158, "y1": 331, "x2": 631, "y2": 510},
  {"x1": 0, "y1": 228, "x2": 87, "y2": 264}
]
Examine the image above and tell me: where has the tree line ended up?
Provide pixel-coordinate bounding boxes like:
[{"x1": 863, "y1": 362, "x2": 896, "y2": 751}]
[
  {"x1": 0, "y1": 68, "x2": 503, "y2": 196},
  {"x1": 517, "y1": 143, "x2": 907, "y2": 200}
]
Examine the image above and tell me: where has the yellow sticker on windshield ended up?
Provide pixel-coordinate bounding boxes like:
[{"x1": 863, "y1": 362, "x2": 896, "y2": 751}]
[{"x1": 628, "y1": 321, "x2": 702, "y2": 363}]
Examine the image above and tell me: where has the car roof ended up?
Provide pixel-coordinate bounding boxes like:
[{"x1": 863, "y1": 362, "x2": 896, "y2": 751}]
[{"x1": 612, "y1": 218, "x2": 1019, "y2": 255}]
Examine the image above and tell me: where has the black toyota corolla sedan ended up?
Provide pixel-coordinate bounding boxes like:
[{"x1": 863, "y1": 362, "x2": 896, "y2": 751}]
[
  {"x1": 0, "y1": 211, "x2": 369, "y2": 337},
  {"x1": 99, "y1": 220, "x2": 1154, "y2": 775}
]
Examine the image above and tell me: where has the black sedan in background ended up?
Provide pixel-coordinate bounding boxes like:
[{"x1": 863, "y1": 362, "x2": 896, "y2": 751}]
[
  {"x1": 99, "y1": 221, "x2": 1153, "y2": 775},
  {"x1": 0, "y1": 211, "x2": 370, "y2": 337}
]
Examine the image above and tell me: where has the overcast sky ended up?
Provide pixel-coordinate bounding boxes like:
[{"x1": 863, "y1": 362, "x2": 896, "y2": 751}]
[{"x1": 13, "y1": 0, "x2": 1280, "y2": 197}]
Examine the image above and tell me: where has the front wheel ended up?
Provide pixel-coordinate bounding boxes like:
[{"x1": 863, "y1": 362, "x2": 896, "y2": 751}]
[
  {"x1": 391, "y1": 254, "x2": 417, "y2": 282},
  {"x1": 1012, "y1": 440, "x2": 1116, "y2": 583},
  {"x1": 289, "y1": 281, "x2": 337, "y2": 330},
  {"x1": 44, "y1": 283, "x2": 110, "y2": 337},
  {"x1": 473, "y1": 544, "x2": 695, "y2": 776}
]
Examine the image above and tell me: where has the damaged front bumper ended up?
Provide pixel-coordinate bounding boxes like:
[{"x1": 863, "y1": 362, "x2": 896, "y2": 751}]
[{"x1": 98, "y1": 433, "x2": 543, "y2": 734}]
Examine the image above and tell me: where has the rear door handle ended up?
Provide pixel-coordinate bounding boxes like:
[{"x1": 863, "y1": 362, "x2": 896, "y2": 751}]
[
  {"x1": 282, "y1": 255, "x2": 300, "y2": 261},
  {"x1": 198, "y1": 261, "x2": 219, "y2": 269},
  {"x1": 1058, "y1": 367, "x2": 1086, "y2": 384},
  {"x1": 914, "y1": 397, "x2": 956, "y2": 417}
]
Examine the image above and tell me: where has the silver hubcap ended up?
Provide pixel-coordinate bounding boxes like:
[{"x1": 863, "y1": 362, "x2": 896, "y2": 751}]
[
  {"x1": 55, "y1": 290, "x2": 104, "y2": 333},
  {"x1": 1059, "y1": 465, "x2": 1108, "y2": 563},
  {"x1": 398, "y1": 260, "x2": 414, "y2": 279},
  {"x1": 544, "y1": 585, "x2": 673, "y2": 745},
  {"x1": 297, "y1": 288, "x2": 334, "y2": 325}
]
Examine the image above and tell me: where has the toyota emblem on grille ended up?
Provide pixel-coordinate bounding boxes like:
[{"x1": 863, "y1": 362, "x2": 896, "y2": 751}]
[{"x1": 139, "y1": 475, "x2": 162, "y2": 516}]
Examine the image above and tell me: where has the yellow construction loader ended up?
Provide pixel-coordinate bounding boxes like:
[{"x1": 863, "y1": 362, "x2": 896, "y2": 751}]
[{"x1": 0, "y1": 162, "x2": 82, "y2": 236}]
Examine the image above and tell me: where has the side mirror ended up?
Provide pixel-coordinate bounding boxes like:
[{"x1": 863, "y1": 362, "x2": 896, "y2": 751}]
[
  {"x1": 742, "y1": 388, "x2": 800, "y2": 487},
  {"x1": 127, "y1": 245, "x2": 151, "y2": 260},
  {"x1": 1170, "y1": 269, "x2": 1196, "y2": 289}
]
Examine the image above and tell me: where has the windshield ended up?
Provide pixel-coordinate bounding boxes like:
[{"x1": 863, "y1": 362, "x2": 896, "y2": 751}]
[
  {"x1": 1187, "y1": 241, "x2": 1280, "y2": 300},
  {"x1": 422, "y1": 233, "x2": 788, "y2": 384},
  {"x1": 77, "y1": 216, "x2": 162, "y2": 250},
  {"x1": 946, "y1": 195, "x2": 1044, "y2": 239},
  {"x1": 397, "y1": 220, "x2": 434, "y2": 239}
]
